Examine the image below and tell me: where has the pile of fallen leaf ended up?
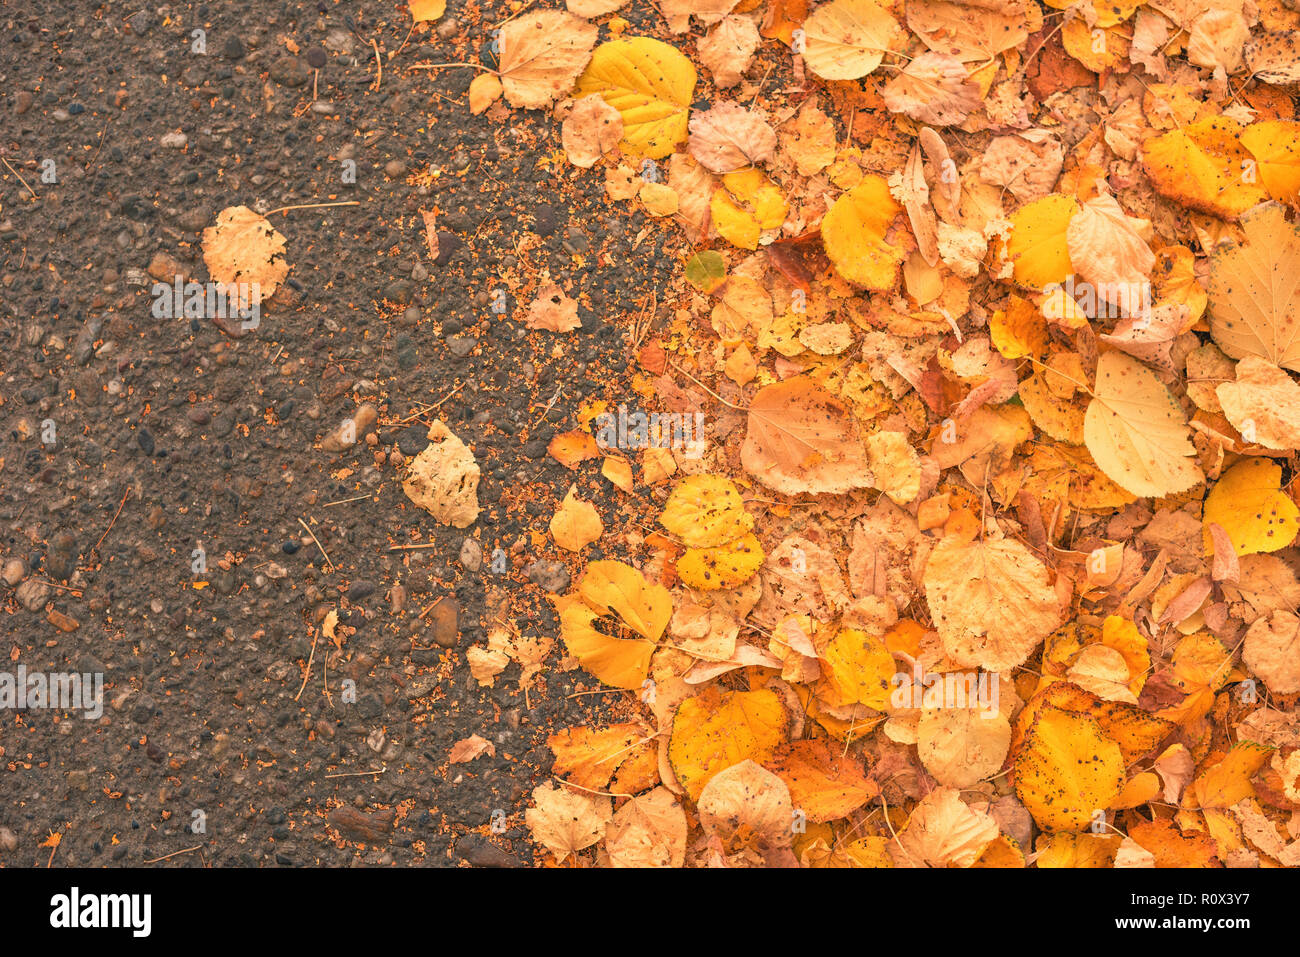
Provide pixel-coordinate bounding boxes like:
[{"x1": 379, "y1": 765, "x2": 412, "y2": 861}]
[{"x1": 411, "y1": 0, "x2": 1300, "y2": 867}]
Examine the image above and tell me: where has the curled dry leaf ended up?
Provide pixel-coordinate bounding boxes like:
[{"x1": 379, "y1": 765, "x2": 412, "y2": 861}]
[
  {"x1": 448, "y1": 734, "x2": 495, "y2": 764},
  {"x1": 696, "y1": 760, "x2": 793, "y2": 859},
  {"x1": 561, "y1": 94, "x2": 624, "y2": 168},
  {"x1": 497, "y1": 10, "x2": 598, "y2": 110},
  {"x1": 891, "y1": 786, "x2": 999, "y2": 867},
  {"x1": 740, "y1": 376, "x2": 874, "y2": 496},
  {"x1": 417, "y1": 209, "x2": 439, "y2": 262},
  {"x1": 1216, "y1": 356, "x2": 1300, "y2": 450},
  {"x1": 522, "y1": 281, "x2": 581, "y2": 332},
  {"x1": 402, "y1": 420, "x2": 481, "y2": 528},
  {"x1": 697, "y1": 15, "x2": 760, "y2": 88},
  {"x1": 882, "y1": 53, "x2": 980, "y2": 126},
  {"x1": 605, "y1": 787, "x2": 688, "y2": 867},
  {"x1": 688, "y1": 102, "x2": 778, "y2": 173},
  {"x1": 201, "y1": 205, "x2": 289, "y2": 305},
  {"x1": 923, "y1": 536, "x2": 1063, "y2": 672},
  {"x1": 525, "y1": 783, "x2": 611, "y2": 861},
  {"x1": 1244, "y1": 611, "x2": 1300, "y2": 696}
]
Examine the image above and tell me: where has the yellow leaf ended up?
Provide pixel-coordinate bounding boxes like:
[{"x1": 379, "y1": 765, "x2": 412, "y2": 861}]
[
  {"x1": 578, "y1": 560, "x2": 672, "y2": 641},
  {"x1": 1153, "y1": 245, "x2": 1207, "y2": 324},
  {"x1": 1002, "y1": 194, "x2": 1078, "y2": 290},
  {"x1": 1012, "y1": 681, "x2": 1173, "y2": 766},
  {"x1": 1084, "y1": 351, "x2": 1203, "y2": 498},
  {"x1": 710, "y1": 167, "x2": 788, "y2": 250},
  {"x1": 548, "y1": 723, "x2": 648, "y2": 790},
  {"x1": 558, "y1": 561, "x2": 671, "y2": 689},
  {"x1": 815, "y1": 626, "x2": 896, "y2": 711},
  {"x1": 822, "y1": 176, "x2": 904, "y2": 290},
  {"x1": 1241, "y1": 120, "x2": 1300, "y2": 204},
  {"x1": 1208, "y1": 203, "x2": 1300, "y2": 372},
  {"x1": 573, "y1": 37, "x2": 696, "y2": 159},
  {"x1": 1193, "y1": 742, "x2": 1273, "y2": 809},
  {"x1": 1141, "y1": 117, "x2": 1268, "y2": 221},
  {"x1": 1034, "y1": 832, "x2": 1120, "y2": 867},
  {"x1": 468, "y1": 73, "x2": 503, "y2": 114},
  {"x1": 560, "y1": 601, "x2": 657, "y2": 690},
  {"x1": 550, "y1": 486, "x2": 604, "y2": 551},
  {"x1": 1203, "y1": 457, "x2": 1299, "y2": 556},
  {"x1": 409, "y1": 0, "x2": 446, "y2": 23},
  {"x1": 801, "y1": 0, "x2": 901, "y2": 80},
  {"x1": 990, "y1": 295, "x2": 1048, "y2": 360},
  {"x1": 765, "y1": 737, "x2": 878, "y2": 822},
  {"x1": 601, "y1": 456, "x2": 633, "y2": 491},
  {"x1": 1101, "y1": 615, "x2": 1150, "y2": 696},
  {"x1": 678, "y1": 533, "x2": 765, "y2": 590},
  {"x1": 1111, "y1": 771, "x2": 1162, "y2": 810},
  {"x1": 922, "y1": 536, "x2": 1063, "y2": 671},
  {"x1": 1014, "y1": 705, "x2": 1124, "y2": 832},
  {"x1": 659, "y1": 474, "x2": 753, "y2": 547},
  {"x1": 668, "y1": 686, "x2": 789, "y2": 800}
]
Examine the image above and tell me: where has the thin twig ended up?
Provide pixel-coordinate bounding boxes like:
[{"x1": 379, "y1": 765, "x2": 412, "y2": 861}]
[
  {"x1": 370, "y1": 38, "x2": 383, "y2": 91},
  {"x1": 265, "y1": 201, "x2": 360, "y2": 216},
  {"x1": 322, "y1": 493, "x2": 372, "y2": 507},
  {"x1": 0, "y1": 156, "x2": 37, "y2": 199},
  {"x1": 325, "y1": 766, "x2": 387, "y2": 778},
  {"x1": 144, "y1": 845, "x2": 203, "y2": 864},
  {"x1": 85, "y1": 116, "x2": 113, "y2": 172},
  {"x1": 408, "y1": 62, "x2": 494, "y2": 71},
  {"x1": 388, "y1": 542, "x2": 441, "y2": 551},
  {"x1": 93, "y1": 488, "x2": 131, "y2": 554},
  {"x1": 295, "y1": 631, "x2": 319, "y2": 702},
  {"x1": 298, "y1": 517, "x2": 335, "y2": 572}
]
